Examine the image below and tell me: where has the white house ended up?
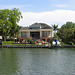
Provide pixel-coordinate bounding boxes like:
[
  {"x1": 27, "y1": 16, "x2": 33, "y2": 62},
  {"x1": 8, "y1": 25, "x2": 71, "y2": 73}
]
[{"x1": 19, "y1": 23, "x2": 53, "y2": 42}]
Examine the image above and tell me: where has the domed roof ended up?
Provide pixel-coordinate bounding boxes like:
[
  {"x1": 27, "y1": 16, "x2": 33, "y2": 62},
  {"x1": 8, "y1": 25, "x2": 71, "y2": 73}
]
[
  {"x1": 29, "y1": 23, "x2": 52, "y2": 29},
  {"x1": 20, "y1": 23, "x2": 53, "y2": 30}
]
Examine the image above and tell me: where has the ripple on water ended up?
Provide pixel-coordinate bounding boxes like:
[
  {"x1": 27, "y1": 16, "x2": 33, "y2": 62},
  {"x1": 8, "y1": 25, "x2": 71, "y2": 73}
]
[{"x1": 0, "y1": 48, "x2": 75, "y2": 75}]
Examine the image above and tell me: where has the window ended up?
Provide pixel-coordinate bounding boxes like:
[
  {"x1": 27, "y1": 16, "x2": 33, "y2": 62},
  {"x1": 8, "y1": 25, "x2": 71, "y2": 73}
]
[
  {"x1": 30, "y1": 26, "x2": 40, "y2": 29},
  {"x1": 21, "y1": 32, "x2": 27, "y2": 37}
]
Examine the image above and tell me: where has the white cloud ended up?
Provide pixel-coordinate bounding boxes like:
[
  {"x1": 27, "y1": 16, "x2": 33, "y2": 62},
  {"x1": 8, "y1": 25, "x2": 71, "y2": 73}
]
[{"x1": 18, "y1": 10, "x2": 75, "y2": 28}]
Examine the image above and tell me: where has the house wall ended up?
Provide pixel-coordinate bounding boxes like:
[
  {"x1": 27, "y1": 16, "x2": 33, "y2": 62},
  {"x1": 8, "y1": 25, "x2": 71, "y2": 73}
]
[
  {"x1": 19, "y1": 29, "x2": 53, "y2": 42},
  {"x1": 42, "y1": 31, "x2": 50, "y2": 37},
  {"x1": 40, "y1": 29, "x2": 53, "y2": 38},
  {"x1": 20, "y1": 29, "x2": 53, "y2": 38},
  {"x1": 21, "y1": 31, "x2": 27, "y2": 37}
]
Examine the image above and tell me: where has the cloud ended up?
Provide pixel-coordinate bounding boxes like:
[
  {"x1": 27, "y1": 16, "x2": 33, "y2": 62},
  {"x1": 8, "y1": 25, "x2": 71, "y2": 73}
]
[{"x1": 18, "y1": 10, "x2": 75, "y2": 28}]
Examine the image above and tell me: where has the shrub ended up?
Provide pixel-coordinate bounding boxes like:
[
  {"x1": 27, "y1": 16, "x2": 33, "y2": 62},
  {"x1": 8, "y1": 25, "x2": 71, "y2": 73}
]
[
  {"x1": 70, "y1": 42, "x2": 74, "y2": 46},
  {"x1": 27, "y1": 38, "x2": 35, "y2": 44},
  {"x1": 2, "y1": 41, "x2": 13, "y2": 45}
]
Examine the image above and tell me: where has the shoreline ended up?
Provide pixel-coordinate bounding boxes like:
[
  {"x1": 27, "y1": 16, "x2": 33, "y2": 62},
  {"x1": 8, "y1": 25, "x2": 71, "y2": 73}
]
[
  {"x1": 52, "y1": 45, "x2": 75, "y2": 48},
  {"x1": 0, "y1": 45, "x2": 75, "y2": 48}
]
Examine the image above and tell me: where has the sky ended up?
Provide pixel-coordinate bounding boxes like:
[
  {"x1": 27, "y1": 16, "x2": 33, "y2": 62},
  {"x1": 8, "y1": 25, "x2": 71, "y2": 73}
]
[{"x1": 0, "y1": 0, "x2": 75, "y2": 28}]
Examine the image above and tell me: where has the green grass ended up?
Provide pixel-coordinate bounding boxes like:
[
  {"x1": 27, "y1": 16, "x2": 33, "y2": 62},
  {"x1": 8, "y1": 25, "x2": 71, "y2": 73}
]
[
  {"x1": 60, "y1": 43, "x2": 68, "y2": 46},
  {"x1": 2, "y1": 41, "x2": 13, "y2": 45}
]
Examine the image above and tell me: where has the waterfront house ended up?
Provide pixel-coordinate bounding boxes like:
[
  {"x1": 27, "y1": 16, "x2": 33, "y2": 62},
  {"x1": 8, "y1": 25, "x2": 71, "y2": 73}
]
[{"x1": 19, "y1": 23, "x2": 53, "y2": 42}]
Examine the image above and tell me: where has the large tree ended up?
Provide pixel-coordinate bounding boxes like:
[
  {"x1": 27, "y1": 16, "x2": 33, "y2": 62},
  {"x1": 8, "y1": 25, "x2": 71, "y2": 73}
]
[
  {"x1": 0, "y1": 8, "x2": 22, "y2": 41},
  {"x1": 0, "y1": 19, "x2": 12, "y2": 41},
  {"x1": 57, "y1": 22, "x2": 75, "y2": 44},
  {"x1": 9, "y1": 8, "x2": 22, "y2": 37}
]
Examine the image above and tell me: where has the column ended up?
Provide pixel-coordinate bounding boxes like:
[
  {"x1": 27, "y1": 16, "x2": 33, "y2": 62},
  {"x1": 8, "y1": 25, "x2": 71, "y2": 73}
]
[
  {"x1": 27, "y1": 31, "x2": 30, "y2": 37},
  {"x1": 40, "y1": 31, "x2": 42, "y2": 38},
  {"x1": 50, "y1": 31, "x2": 52, "y2": 37},
  {"x1": 51, "y1": 30, "x2": 53, "y2": 37}
]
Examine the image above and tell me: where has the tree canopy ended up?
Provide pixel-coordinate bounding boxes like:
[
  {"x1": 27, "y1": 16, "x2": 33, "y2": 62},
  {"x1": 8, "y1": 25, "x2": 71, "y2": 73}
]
[
  {"x1": 52, "y1": 24, "x2": 58, "y2": 30},
  {"x1": 57, "y1": 22, "x2": 75, "y2": 44},
  {"x1": 0, "y1": 8, "x2": 22, "y2": 41}
]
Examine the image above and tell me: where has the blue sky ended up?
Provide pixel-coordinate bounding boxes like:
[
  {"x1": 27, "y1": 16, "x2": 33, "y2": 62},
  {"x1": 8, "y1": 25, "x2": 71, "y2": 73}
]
[
  {"x1": 0, "y1": 0, "x2": 74, "y2": 12},
  {"x1": 0, "y1": 0, "x2": 75, "y2": 27}
]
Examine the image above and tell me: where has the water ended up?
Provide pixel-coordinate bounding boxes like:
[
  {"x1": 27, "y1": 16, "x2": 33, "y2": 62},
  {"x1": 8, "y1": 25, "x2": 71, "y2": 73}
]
[{"x1": 0, "y1": 48, "x2": 75, "y2": 75}]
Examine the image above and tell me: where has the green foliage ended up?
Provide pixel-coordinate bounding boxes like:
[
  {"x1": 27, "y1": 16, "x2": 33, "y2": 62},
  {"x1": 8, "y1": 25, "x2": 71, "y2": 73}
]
[
  {"x1": 2, "y1": 41, "x2": 13, "y2": 45},
  {"x1": 0, "y1": 20, "x2": 12, "y2": 36},
  {"x1": 52, "y1": 24, "x2": 58, "y2": 30},
  {"x1": 0, "y1": 8, "x2": 22, "y2": 41},
  {"x1": 53, "y1": 34, "x2": 60, "y2": 41},
  {"x1": 26, "y1": 38, "x2": 35, "y2": 44},
  {"x1": 60, "y1": 43, "x2": 68, "y2": 46},
  {"x1": 52, "y1": 24, "x2": 58, "y2": 36},
  {"x1": 57, "y1": 22, "x2": 75, "y2": 45},
  {"x1": 9, "y1": 8, "x2": 22, "y2": 37},
  {"x1": 61, "y1": 22, "x2": 75, "y2": 29},
  {"x1": 70, "y1": 42, "x2": 74, "y2": 46}
]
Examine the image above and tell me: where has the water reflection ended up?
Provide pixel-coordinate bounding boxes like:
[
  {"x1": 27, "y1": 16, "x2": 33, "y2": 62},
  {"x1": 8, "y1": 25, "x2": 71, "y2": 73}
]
[
  {"x1": 0, "y1": 48, "x2": 75, "y2": 75},
  {"x1": 0, "y1": 48, "x2": 18, "y2": 75}
]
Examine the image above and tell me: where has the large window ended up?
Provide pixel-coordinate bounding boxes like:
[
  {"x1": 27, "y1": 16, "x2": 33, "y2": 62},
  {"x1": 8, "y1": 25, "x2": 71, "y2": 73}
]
[
  {"x1": 21, "y1": 32, "x2": 27, "y2": 37},
  {"x1": 30, "y1": 32, "x2": 40, "y2": 38},
  {"x1": 47, "y1": 31, "x2": 50, "y2": 37},
  {"x1": 42, "y1": 31, "x2": 50, "y2": 37}
]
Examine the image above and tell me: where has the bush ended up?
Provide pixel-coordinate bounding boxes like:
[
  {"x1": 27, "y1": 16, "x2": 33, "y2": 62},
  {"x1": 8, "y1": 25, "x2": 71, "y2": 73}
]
[
  {"x1": 2, "y1": 41, "x2": 13, "y2": 45},
  {"x1": 70, "y1": 42, "x2": 74, "y2": 46},
  {"x1": 27, "y1": 38, "x2": 35, "y2": 44},
  {"x1": 60, "y1": 42, "x2": 68, "y2": 46}
]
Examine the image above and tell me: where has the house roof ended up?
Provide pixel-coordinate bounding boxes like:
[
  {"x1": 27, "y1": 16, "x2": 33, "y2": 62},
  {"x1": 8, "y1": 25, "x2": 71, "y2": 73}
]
[
  {"x1": 20, "y1": 27, "x2": 29, "y2": 30},
  {"x1": 21, "y1": 23, "x2": 53, "y2": 30},
  {"x1": 30, "y1": 23, "x2": 52, "y2": 29}
]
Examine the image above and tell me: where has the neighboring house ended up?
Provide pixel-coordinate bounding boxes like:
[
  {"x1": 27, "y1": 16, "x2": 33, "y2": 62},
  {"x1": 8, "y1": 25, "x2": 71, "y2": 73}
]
[{"x1": 19, "y1": 23, "x2": 53, "y2": 42}]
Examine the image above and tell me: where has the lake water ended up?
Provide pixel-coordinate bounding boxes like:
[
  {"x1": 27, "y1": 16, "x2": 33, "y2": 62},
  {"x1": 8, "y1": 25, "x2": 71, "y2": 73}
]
[{"x1": 0, "y1": 48, "x2": 75, "y2": 75}]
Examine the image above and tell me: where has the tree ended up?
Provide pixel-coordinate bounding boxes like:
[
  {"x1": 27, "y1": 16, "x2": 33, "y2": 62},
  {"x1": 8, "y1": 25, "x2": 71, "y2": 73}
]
[
  {"x1": 61, "y1": 22, "x2": 75, "y2": 29},
  {"x1": 9, "y1": 8, "x2": 22, "y2": 37},
  {"x1": 52, "y1": 24, "x2": 58, "y2": 36},
  {"x1": 0, "y1": 9, "x2": 13, "y2": 41},
  {"x1": 57, "y1": 22, "x2": 75, "y2": 44},
  {"x1": 0, "y1": 8, "x2": 22, "y2": 41}
]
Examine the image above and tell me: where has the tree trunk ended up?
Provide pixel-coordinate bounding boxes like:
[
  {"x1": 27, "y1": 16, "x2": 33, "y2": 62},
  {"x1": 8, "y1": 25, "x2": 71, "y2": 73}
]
[{"x1": 2, "y1": 36, "x2": 7, "y2": 41}]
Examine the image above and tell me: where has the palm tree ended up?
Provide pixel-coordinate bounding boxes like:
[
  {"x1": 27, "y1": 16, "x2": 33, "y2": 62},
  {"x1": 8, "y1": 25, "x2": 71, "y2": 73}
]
[{"x1": 52, "y1": 24, "x2": 58, "y2": 36}]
